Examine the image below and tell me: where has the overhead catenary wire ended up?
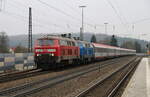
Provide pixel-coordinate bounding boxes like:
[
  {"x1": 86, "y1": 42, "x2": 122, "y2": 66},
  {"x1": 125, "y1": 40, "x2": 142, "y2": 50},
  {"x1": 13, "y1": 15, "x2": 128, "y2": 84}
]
[
  {"x1": 3, "y1": 0, "x2": 83, "y2": 31},
  {"x1": 4, "y1": 0, "x2": 138, "y2": 35},
  {"x1": 36, "y1": 0, "x2": 81, "y2": 22},
  {"x1": 61, "y1": 0, "x2": 96, "y2": 24},
  {"x1": 112, "y1": 0, "x2": 128, "y2": 24},
  {"x1": 9, "y1": 0, "x2": 62, "y2": 22},
  {"x1": 36, "y1": 0, "x2": 102, "y2": 29},
  {"x1": 111, "y1": 0, "x2": 131, "y2": 33},
  {"x1": 9, "y1": 0, "x2": 105, "y2": 31},
  {"x1": 1, "y1": 10, "x2": 76, "y2": 31},
  {"x1": 105, "y1": 0, "x2": 125, "y2": 25},
  {"x1": 59, "y1": 0, "x2": 81, "y2": 15},
  {"x1": 105, "y1": 0, "x2": 129, "y2": 33},
  {"x1": 133, "y1": 18, "x2": 150, "y2": 24}
]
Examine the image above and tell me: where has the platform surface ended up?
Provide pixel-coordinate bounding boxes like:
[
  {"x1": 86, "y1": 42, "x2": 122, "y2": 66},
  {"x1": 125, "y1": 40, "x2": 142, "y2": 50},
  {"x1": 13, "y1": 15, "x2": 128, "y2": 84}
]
[{"x1": 121, "y1": 58, "x2": 150, "y2": 97}]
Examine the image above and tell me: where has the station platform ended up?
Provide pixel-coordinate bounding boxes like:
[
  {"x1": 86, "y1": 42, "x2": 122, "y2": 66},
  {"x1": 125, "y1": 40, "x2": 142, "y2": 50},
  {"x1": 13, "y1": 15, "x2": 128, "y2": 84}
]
[{"x1": 121, "y1": 58, "x2": 150, "y2": 97}]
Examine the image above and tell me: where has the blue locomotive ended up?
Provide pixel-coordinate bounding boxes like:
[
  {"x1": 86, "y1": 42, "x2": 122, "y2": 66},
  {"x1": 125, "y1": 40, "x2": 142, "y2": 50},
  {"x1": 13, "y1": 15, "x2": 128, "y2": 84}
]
[{"x1": 77, "y1": 41, "x2": 94, "y2": 63}]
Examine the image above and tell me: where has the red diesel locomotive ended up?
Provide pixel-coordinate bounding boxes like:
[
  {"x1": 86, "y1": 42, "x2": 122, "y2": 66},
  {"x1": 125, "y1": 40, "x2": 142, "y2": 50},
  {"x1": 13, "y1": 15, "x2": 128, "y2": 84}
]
[{"x1": 34, "y1": 36, "x2": 80, "y2": 69}]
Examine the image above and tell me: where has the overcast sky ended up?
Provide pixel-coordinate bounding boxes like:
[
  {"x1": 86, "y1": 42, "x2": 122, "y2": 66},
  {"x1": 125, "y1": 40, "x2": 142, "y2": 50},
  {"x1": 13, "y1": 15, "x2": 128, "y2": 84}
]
[{"x1": 0, "y1": 0, "x2": 150, "y2": 40}]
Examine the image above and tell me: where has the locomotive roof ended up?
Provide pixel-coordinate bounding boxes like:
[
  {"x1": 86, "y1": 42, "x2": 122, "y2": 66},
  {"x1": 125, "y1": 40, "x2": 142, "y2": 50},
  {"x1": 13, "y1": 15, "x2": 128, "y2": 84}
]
[{"x1": 38, "y1": 36, "x2": 76, "y2": 41}]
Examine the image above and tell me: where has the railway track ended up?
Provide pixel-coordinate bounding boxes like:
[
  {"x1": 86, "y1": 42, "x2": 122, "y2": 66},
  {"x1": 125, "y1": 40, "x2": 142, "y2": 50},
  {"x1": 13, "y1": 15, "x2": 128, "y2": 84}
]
[
  {"x1": 74, "y1": 57, "x2": 141, "y2": 97},
  {"x1": 0, "y1": 56, "x2": 127, "y2": 83},
  {"x1": 0, "y1": 69, "x2": 49, "y2": 83},
  {"x1": 0, "y1": 56, "x2": 135, "y2": 97}
]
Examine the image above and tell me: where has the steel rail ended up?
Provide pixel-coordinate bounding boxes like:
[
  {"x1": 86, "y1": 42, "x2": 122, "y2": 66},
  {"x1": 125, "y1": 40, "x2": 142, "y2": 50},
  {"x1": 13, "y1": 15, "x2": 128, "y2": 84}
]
[
  {"x1": 0, "y1": 69, "x2": 38, "y2": 76},
  {"x1": 0, "y1": 56, "x2": 128, "y2": 83},
  {"x1": 74, "y1": 57, "x2": 139, "y2": 97},
  {"x1": 0, "y1": 56, "x2": 132, "y2": 97},
  {"x1": 0, "y1": 69, "x2": 43, "y2": 83},
  {"x1": 107, "y1": 57, "x2": 141, "y2": 97}
]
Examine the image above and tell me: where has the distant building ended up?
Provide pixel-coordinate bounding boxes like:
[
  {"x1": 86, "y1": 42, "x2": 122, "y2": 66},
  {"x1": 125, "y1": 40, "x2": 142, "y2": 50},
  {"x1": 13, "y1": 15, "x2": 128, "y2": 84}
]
[{"x1": 9, "y1": 47, "x2": 16, "y2": 54}]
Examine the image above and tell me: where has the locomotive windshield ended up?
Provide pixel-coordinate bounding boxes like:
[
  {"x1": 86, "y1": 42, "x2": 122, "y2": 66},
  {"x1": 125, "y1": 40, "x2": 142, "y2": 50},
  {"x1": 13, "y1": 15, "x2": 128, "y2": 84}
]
[{"x1": 37, "y1": 39, "x2": 54, "y2": 46}]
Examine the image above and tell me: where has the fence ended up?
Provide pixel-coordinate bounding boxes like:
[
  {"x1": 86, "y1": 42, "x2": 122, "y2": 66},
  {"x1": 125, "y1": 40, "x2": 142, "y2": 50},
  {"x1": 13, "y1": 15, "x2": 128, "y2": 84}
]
[{"x1": 0, "y1": 53, "x2": 35, "y2": 73}]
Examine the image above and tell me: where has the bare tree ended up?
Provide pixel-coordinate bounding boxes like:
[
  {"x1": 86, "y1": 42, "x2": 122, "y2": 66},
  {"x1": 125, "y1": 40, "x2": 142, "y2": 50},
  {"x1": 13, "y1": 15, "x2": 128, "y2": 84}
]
[
  {"x1": 14, "y1": 43, "x2": 28, "y2": 53},
  {"x1": 0, "y1": 32, "x2": 9, "y2": 53},
  {"x1": 110, "y1": 35, "x2": 118, "y2": 47},
  {"x1": 91, "y1": 34, "x2": 97, "y2": 43},
  {"x1": 121, "y1": 41, "x2": 135, "y2": 49}
]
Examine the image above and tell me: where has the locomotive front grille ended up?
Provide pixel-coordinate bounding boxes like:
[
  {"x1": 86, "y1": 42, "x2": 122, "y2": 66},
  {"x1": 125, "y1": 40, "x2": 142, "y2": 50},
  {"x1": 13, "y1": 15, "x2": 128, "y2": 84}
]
[{"x1": 35, "y1": 54, "x2": 57, "y2": 64}]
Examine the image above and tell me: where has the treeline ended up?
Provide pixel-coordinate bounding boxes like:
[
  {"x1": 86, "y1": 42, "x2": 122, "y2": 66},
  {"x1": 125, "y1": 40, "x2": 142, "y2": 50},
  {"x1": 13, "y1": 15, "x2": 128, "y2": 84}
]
[
  {"x1": 0, "y1": 32, "x2": 28, "y2": 53},
  {"x1": 90, "y1": 34, "x2": 147, "y2": 53},
  {"x1": 0, "y1": 32, "x2": 148, "y2": 53},
  {"x1": 0, "y1": 32, "x2": 9, "y2": 53}
]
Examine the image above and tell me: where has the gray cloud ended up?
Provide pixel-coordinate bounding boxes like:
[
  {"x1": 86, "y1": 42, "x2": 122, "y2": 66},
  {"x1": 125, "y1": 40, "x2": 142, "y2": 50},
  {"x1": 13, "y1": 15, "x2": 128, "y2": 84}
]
[{"x1": 0, "y1": 0, "x2": 150, "y2": 40}]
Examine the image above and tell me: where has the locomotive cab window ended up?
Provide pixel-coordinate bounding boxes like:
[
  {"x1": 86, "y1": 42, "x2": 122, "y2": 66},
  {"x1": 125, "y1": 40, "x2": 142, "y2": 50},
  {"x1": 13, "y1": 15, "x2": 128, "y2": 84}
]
[{"x1": 38, "y1": 39, "x2": 54, "y2": 46}]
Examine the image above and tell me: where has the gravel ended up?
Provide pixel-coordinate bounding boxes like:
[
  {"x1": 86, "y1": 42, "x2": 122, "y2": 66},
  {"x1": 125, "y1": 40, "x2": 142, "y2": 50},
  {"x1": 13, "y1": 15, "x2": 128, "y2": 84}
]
[
  {"x1": 83, "y1": 57, "x2": 139, "y2": 97},
  {"x1": 0, "y1": 56, "x2": 129, "y2": 90},
  {"x1": 26, "y1": 56, "x2": 135, "y2": 97}
]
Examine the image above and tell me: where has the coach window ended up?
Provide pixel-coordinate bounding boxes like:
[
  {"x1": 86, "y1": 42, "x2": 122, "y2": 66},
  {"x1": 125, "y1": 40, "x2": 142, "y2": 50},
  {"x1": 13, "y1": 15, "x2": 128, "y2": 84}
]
[
  {"x1": 109, "y1": 49, "x2": 112, "y2": 53},
  {"x1": 108, "y1": 49, "x2": 111, "y2": 53},
  {"x1": 95, "y1": 48, "x2": 98, "y2": 52},
  {"x1": 104, "y1": 48, "x2": 107, "y2": 52},
  {"x1": 100, "y1": 48, "x2": 103, "y2": 52},
  {"x1": 103, "y1": 48, "x2": 105, "y2": 52},
  {"x1": 98, "y1": 48, "x2": 101, "y2": 52},
  {"x1": 101, "y1": 48, "x2": 104, "y2": 52}
]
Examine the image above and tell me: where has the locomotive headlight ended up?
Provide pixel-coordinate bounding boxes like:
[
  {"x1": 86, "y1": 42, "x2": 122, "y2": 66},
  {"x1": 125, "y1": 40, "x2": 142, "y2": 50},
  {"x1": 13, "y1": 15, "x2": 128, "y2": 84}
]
[
  {"x1": 49, "y1": 53, "x2": 54, "y2": 56},
  {"x1": 37, "y1": 54, "x2": 41, "y2": 56},
  {"x1": 51, "y1": 53, "x2": 54, "y2": 56}
]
